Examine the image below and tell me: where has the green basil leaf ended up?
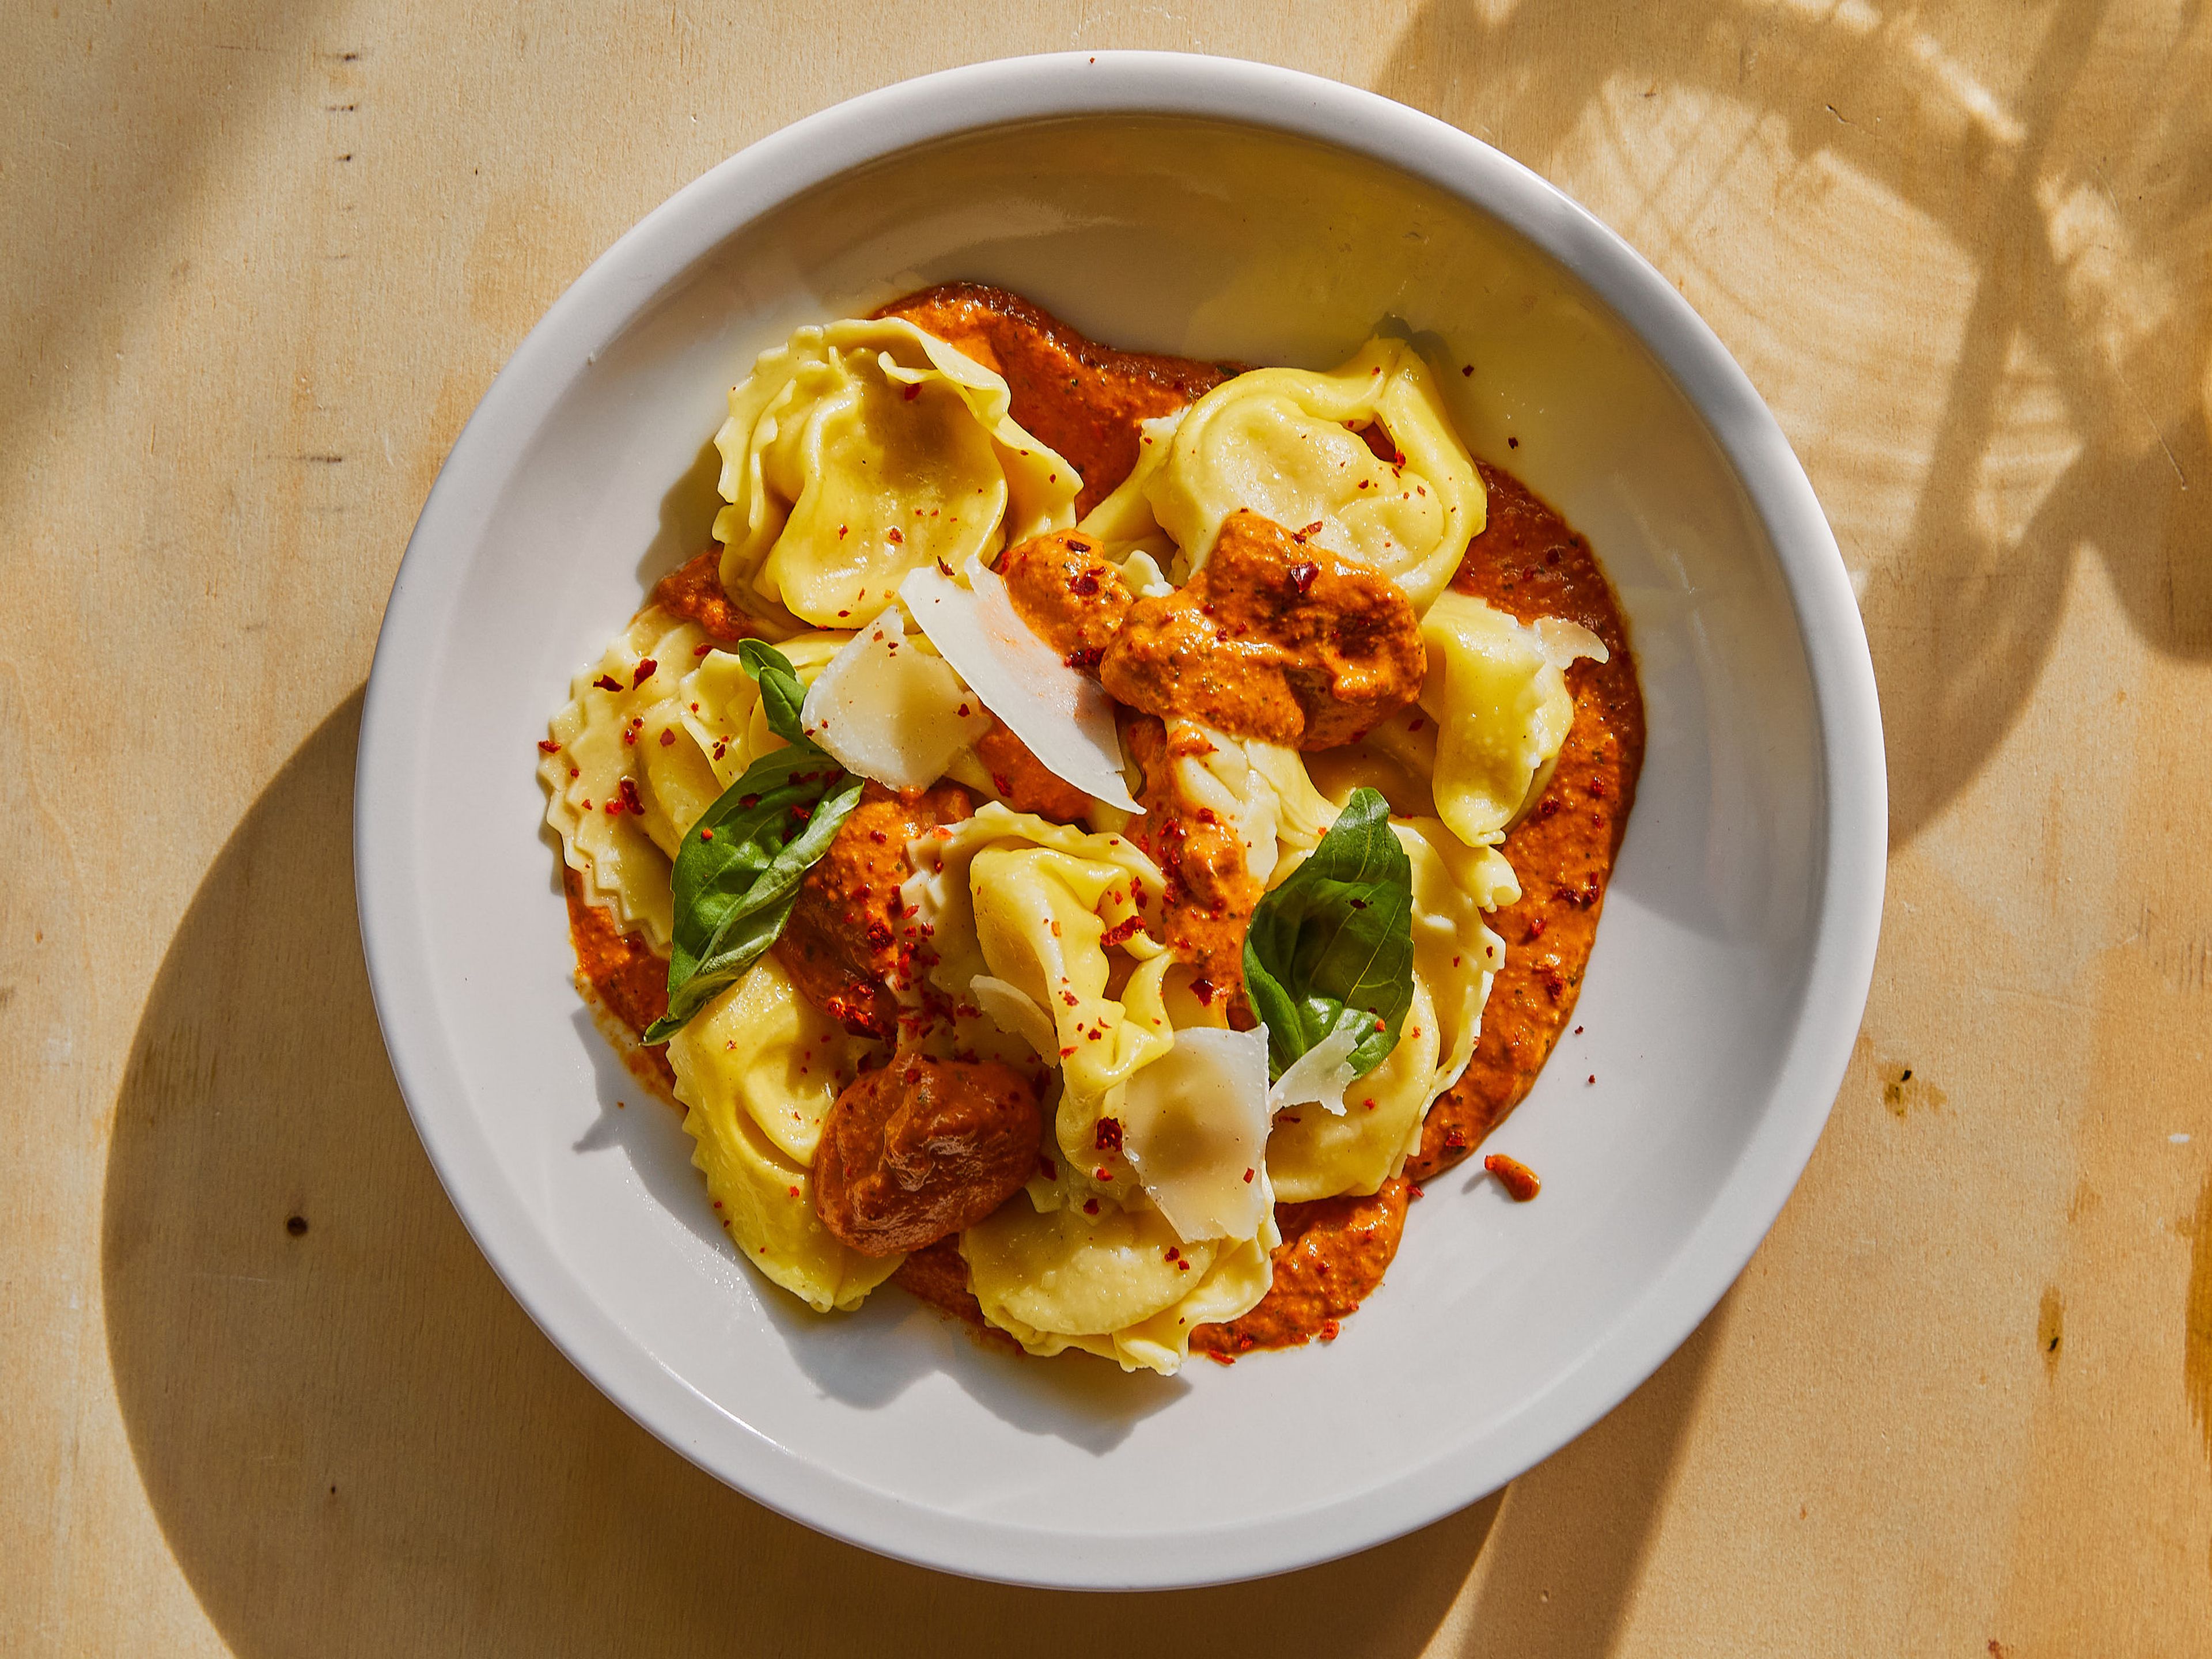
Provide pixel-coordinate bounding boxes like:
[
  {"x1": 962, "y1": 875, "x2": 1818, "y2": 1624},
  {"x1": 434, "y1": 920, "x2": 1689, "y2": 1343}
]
[
  {"x1": 641, "y1": 643, "x2": 859, "y2": 1043},
  {"x1": 1240, "y1": 787, "x2": 1415, "y2": 1083},
  {"x1": 738, "y1": 639, "x2": 813, "y2": 750}
]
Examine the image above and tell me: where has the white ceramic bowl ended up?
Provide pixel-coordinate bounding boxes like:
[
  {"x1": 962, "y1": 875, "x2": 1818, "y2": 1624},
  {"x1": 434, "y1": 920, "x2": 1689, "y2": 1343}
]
[{"x1": 356, "y1": 51, "x2": 1884, "y2": 1589}]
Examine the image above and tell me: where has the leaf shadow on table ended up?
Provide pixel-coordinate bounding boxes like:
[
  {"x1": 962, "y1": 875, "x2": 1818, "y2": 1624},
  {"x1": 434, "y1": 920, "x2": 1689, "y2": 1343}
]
[
  {"x1": 103, "y1": 690, "x2": 1724, "y2": 1657},
  {"x1": 1377, "y1": 0, "x2": 2212, "y2": 850}
]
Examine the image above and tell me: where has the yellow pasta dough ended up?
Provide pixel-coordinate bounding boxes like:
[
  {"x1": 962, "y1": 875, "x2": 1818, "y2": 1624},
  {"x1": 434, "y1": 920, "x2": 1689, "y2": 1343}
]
[
  {"x1": 665, "y1": 959, "x2": 896, "y2": 1313},
  {"x1": 713, "y1": 318, "x2": 1078, "y2": 629},
  {"x1": 1419, "y1": 590, "x2": 1603, "y2": 847},
  {"x1": 961, "y1": 1185, "x2": 1277, "y2": 1374},
  {"x1": 539, "y1": 605, "x2": 710, "y2": 949},
  {"x1": 1084, "y1": 336, "x2": 1484, "y2": 614},
  {"x1": 1265, "y1": 974, "x2": 1442, "y2": 1202}
]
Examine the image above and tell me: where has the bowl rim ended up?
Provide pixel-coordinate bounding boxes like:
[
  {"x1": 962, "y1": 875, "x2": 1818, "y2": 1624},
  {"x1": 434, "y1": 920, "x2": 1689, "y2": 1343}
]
[{"x1": 355, "y1": 48, "x2": 1886, "y2": 1589}]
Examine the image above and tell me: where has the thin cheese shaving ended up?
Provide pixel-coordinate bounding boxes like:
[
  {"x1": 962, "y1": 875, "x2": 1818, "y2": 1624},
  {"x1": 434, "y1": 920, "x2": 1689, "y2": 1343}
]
[
  {"x1": 1535, "y1": 616, "x2": 1609, "y2": 669},
  {"x1": 1267, "y1": 1021, "x2": 1363, "y2": 1118},
  {"x1": 899, "y1": 560, "x2": 1142, "y2": 813},
  {"x1": 1117, "y1": 1026, "x2": 1273, "y2": 1244},
  {"x1": 798, "y1": 605, "x2": 990, "y2": 790}
]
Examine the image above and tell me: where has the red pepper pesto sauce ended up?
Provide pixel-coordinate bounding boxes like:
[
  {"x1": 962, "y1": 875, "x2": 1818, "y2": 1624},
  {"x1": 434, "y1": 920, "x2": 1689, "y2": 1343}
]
[{"x1": 558, "y1": 284, "x2": 1643, "y2": 1356}]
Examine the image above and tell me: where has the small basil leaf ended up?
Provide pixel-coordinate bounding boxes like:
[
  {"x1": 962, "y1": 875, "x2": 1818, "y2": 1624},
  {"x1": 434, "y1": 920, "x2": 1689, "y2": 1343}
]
[
  {"x1": 1241, "y1": 787, "x2": 1415, "y2": 1083},
  {"x1": 738, "y1": 639, "x2": 813, "y2": 750},
  {"x1": 642, "y1": 747, "x2": 863, "y2": 1043}
]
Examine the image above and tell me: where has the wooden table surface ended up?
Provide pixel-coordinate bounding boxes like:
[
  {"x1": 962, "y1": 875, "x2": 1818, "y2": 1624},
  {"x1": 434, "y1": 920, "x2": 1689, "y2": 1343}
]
[{"x1": 6, "y1": 2, "x2": 2209, "y2": 1653}]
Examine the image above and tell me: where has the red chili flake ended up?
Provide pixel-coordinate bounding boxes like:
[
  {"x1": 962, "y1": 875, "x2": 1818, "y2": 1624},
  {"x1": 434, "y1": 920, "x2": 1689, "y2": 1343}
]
[
  {"x1": 631, "y1": 659, "x2": 658, "y2": 687},
  {"x1": 786, "y1": 1185, "x2": 800, "y2": 1199},
  {"x1": 618, "y1": 777, "x2": 645, "y2": 816},
  {"x1": 1060, "y1": 1046, "x2": 1079, "y2": 1058},
  {"x1": 1177, "y1": 1259, "x2": 1190, "y2": 1272},
  {"x1": 1484, "y1": 1153, "x2": 1541, "y2": 1201},
  {"x1": 658, "y1": 728, "x2": 676, "y2": 748},
  {"x1": 1099, "y1": 915, "x2": 1143, "y2": 949},
  {"x1": 1574, "y1": 1025, "x2": 1585, "y2": 1035},
  {"x1": 1063, "y1": 646, "x2": 1103, "y2": 671},
  {"x1": 1190, "y1": 977, "x2": 1217, "y2": 1006},
  {"x1": 789, "y1": 803, "x2": 812, "y2": 822},
  {"x1": 1206, "y1": 1350, "x2": 1236, "y2": 1367},
  {"x1": 1082, "y1": 1197, "x2": 1100, "y2": 1215},
  {"x1": 1297, "y1": 520, "x2": 1325, "y2": 539},
  {"x1": 1070, "y1": 570, "x2": 1101, "y2": 597},
  {"x1": 1362, "y1": 1097, "x2": 1377, "y2": 1111},
  {"x1": 692, "y1": 642, "x2": 711, "y2": 656},
  {"x1": 1461, "y1": 363, "x2": 1475, "y2": 377},
  {"x1": 1242, "y1": 1167, "x2": 1255, "y2": 1183},
  {"x1": 536, "y1": 739, "x2": 561, "y2": 754},
  {"x1": 592, "y1": 674, "x2": 623, "y2": 692},
  {"x1": 1094, "y1": 1167, "x2": 1112, "y2": 1181},
  {"x1": 1164, "y1": 1245, "x2": 1179, "y2": 1261},
  {"x1": 1406, "y1": 717, "x2": 1425, "y2": 733},
  {"x1": 569, "y1": 767, "x2": 580, "y2": 779},
  {"x1": 1443, "y1": 1126, "x2": 1468, "y2": 1152},
  {"x1": 1060, "y1": 991, "x2": 1080, "y2": 1008},
  {"x1": 887, "y1": 527, "x2": 904, "y2": 544},
  {"x1": 902, "y1": 382, "x2": 921, "y2": 400},
  {"x1": 1588, "y1": 1074, "x2": 1597, "y2": 1084},
  {"x1": 699, "y1": 827, "x2": 714, "y2": 842},
  {"x1": 1319, "y1": 1319, "x2": 1341, "y2": 1342},
  {"x1": 601, "y1": 798, "x2": 620, "y2": 815},
  {"x1": 1094, "y1": 1118, "x2": 1124, "y2": 1153},
  {"x1": 739, "y1": 793, "x2": 758, "y2": 808},
  {"x1": 1525, "y1": 916, "x2": 1548, "y2": 941},
  {"x1": 1508, "y1": 434, "x2": 1520, "y2": 449},
  {"x1": 1588, "y1": 777, "x2": 1609, "y2": 798},
  {"x1": 956, "y1": 703, "x2": 971, "y2": 717},
  {"x1": 869, "y1": 829, "x2": 888, "y2": 846}
]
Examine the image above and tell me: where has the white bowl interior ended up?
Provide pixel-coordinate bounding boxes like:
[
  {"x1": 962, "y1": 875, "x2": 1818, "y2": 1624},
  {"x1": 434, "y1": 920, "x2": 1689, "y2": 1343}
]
[{"x1": 363, "y1": 88, "x2": 1863, "y2": 1588}]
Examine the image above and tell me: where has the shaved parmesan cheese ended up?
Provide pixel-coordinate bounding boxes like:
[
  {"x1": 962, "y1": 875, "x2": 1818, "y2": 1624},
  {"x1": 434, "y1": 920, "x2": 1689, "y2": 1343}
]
[
  {"x1": 798, "y1": 605, "x2": 990, "y2": 790},
  {"x1": 899, "y1": 560, "x2": 1142, "y2": 813},
  {"x1": 969, "y1": 974, "x2": 1058, "y2": 1059},
  {"x1": 1535, "y1": 616, "x2": 1609, "y2": 669},
  {"x1": 1268, "y1": 1021, "x2": 1363, "y2": 1118},
  {"x1": 1117, "y1": 1026, "x2": 1272, "y2": 1244}
]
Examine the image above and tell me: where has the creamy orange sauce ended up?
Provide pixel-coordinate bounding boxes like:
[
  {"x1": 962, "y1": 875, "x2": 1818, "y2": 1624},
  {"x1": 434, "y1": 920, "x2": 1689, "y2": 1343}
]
[
  {"x1": 562, "y1": 866, "x2": 677, "y2": 1101},
  {"x1": 774, "y1": 781, "x2": 974, "y2": 1042},
  {"x1": 1191, "y1": 1180, "x2": 1411, "y2": 1358},
  {"x1": 562, "y1": 288, "x2": 1643, "y2": 1356},
  {"x1": 1101, "y1": 508, "x2": 1426, "y2": 750},
  {"x1": 651, "y1": 547, "x2": 765, "y2": 645},
  {"x1": 1123, "y1": 714, "x2": 1262, "y2": 1029}
]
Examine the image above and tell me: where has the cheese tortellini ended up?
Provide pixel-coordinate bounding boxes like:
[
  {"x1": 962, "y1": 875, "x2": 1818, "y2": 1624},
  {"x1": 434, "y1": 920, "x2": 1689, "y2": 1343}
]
[
  {"x1": 665, "y1": 955, "x2": 897, "y2": 1312},
  {"x1": 1081, "y1": 336, "x2": 1485, "y2": 614},
  {"x1": 540, "y1": 605, "x2": 711, "y2": 946},
  {"x1": 1418, "y1": 592, "x2": 1608, "y2": 847},
  {"x1": 714, "y1": 318, "x2": 1079, "y2": 630},
  {"x1": 543, "y1": 619, "x2": 858, "y2": 946},
  {"x1": 961, "y1": 1180, "x2": 1278, "y2": 1374}
]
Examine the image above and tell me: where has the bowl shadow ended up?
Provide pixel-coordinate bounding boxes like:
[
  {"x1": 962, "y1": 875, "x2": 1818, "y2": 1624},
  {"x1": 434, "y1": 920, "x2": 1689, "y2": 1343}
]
[{"x1": 103, "y1": 688, "x2": 1725, "y2": 1652}]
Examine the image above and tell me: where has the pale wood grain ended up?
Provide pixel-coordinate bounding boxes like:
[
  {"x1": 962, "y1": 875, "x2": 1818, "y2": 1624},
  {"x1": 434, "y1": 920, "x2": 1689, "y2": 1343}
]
[{"x1": 4, "y1": 2, "x2": 2209, "y2": 1653}]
